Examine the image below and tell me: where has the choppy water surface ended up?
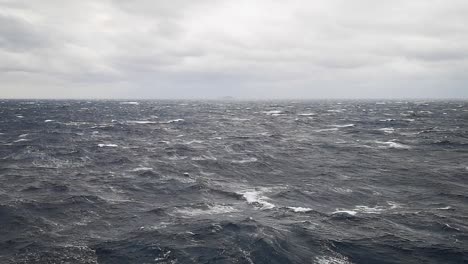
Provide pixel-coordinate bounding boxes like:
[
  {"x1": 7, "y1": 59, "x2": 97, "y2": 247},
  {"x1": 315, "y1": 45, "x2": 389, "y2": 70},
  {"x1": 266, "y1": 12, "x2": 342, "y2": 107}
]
[{"x1": 0, "y1": 100, "x2": 467, "y2": 263}]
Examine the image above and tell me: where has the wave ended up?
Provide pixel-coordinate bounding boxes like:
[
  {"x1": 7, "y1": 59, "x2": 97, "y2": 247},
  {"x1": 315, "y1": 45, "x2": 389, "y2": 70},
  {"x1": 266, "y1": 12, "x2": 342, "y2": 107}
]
[
  {"x1": 375, "y1": 141, "x2": 411, "y2": 149},
  {"x1": 98, "y1": 143, "x2": 118, "y2": 148},
  {"x1": 127, "y1": 120, "x2": 157, "y2": 124},
  {"x1": 378, "y1": 127, "x2": 395, "y2": 134},
  {"x1": 263, "y1": 110, "x2": 284, "y2": 115},
  {"x1": 331, "y1": 124, "x2": 355, "y2": 128},
  {"x1": 239, "y1": 189, "x2": 275, "y2": 209},
  {"x1": 162, "y1": 119, "x2": 185, "y2": 124},
  {"x1": 287, "y1": 206, "x2": 313, "y2": 213},
  {"x1": 333, "y1": 202, "x2": 401, "y2": 216},
  {"x1": 174, "y1": 204, "x2": 238, "y2": 217},
  {"x1": 232, "y1": 157, "x2": 258, "y2": 164},
  {"x1": 315, "y1": 255, "x2": 354, "y2": 264}
]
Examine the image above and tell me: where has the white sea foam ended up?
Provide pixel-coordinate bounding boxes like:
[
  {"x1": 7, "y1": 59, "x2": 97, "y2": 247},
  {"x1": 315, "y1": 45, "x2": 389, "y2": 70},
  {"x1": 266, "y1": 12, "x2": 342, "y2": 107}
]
[
  {"x1": 127, "y1": 120, "x2": 157, "y2": 124},
  {"x1": 131, "y1": 167, "x2": 153, "y2": 172},
  {"x1": 175, "y1": 204, "x2": 237, "y2": 216},
  {"x1": 332, "y1": 210, "x2": 357, "y2": 216},
  {"x1": 314, "y1": 128, "x2": 339, "y2": 132},
  {"x1": 263, "y1": 110, "x2": 283, "y2": 115},
  {"x1": 232, "y1": 157, "x2": 258, "y2": 164},
  {"x1": 376, "y1": 141, "x2": 411, "y2": 149},
  {"x1": 418, "y1": 110, "x2": 433, "y2": 114},
  {"x1": 44, "y1": 119, "x2": 54, "y2": 123},
  {"x1": 331, "y1": 124, "x2": 355, "y2": 128},
  {"x1": 14, "y1": 138, "x2": 30, "y2": 143},
  {"x1": 241, "y1": 190, "x2": 275, "y2": 209},
  {"x1": 230, "y1": 118, "x2": 251, "y2": 121},
  {"x1": 334, "y1": 202, "x2": 401, "y2": 216},
  {"x1": 120, "y1": 102, "x2": 139, "y2": 105},
  {"x1": 288, "y1": 206, "x2": 313, "y2": 212},
  {"x1": 163, "y1": 119, "x2": 184, "y2": 124},
  {"x1": 332, "y1": 187, "x2": 353, "y2": 194},
  {"x1": 185, "y1": 140, "x2": 204, "y2": 144},
  {"x1": 354, "y1": 205, "x2": 386, "y2": 214},
  {"x1": 378, "y1": 127, "x2": 395, "y2": 134},
  {"x1": 316, "y1": 255, "x2": 353, "y2": 264},
  {"x1": 192, "y1": 155, "x2": 217, "y2": 161},
  {"x1": 167, "y1": 155, "x2": 187, "y2": 160},
  {"x1": 98, "y1": 144, "x2": 118, "y2": 148},
  {"x1": 298, "y1": 113, "x2": 315, "y2": 116},
  {"x1": 435, "y1": 206, "x2": 452, "y2": 210}
]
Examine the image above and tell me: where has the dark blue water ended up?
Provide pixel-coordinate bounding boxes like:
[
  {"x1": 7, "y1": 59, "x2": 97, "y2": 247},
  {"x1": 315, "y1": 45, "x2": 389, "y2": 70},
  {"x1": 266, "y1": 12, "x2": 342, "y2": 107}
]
[{"x1": 0, "y1": 100, "x2": 467, "y2": 263}]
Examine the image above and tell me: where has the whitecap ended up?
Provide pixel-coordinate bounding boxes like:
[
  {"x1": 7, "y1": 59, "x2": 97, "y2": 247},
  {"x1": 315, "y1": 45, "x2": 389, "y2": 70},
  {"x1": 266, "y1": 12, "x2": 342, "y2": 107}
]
[
  {"x1": 377, "y1": 141, "x2": 411, "y2": 149},
  {"x1": 131, "y1": 167, "x2": 153, "y2": 172},
  {"x1": 331, "y1": 210, "x2": 357, "y2": 216},
  {"x1": 192, "y1": 155, "x2": 217, "y2": 161},
  {"x1": 163, "y1": 119, "x2": 184, "y2": 124},
  {"x1": 378, "y1": 127, "x2": 394, "y2": 134},
  {"x1": 354, "y1": 205, "x2": 386, "y2": 214},
  {"x1": 332, "y1": 187, "x2": 353, "y2": 194},
  {"x1": 232, "y1": 157, "x2": 258, "y2": 164},
  {"x1": 98, "y1": 144, "x2": 118, "y2": 148},
  {"x1": 230, "y1": 118, "x2": 251, "y2": 121},
  {"x1": 18, "y1": 134, "x2": 28, "y2": 138},
  {"x1": 314, "y1": 128, "x2": 339, "y2": 132},
  {"x1": 175, "y1": 204, "x2": 238, "y2": 216},
  {"x1": 120, "y1": 102, "x2": 139, "y2": 105},
  {"x1": 334, "y1": 202, "x2": 400, "y2": 216},
  {"x1": 240, "y1": 190, "x2": 275, "y2": 209},
  {"x1": 44, "y1": 119, "x2": 54, "y2": 123},
  {"x1": 435, "y1": 206, "x2": 452, "y2": 210},
  {"x1": 127, "y1": 120, "x2": 157, "y2": 124},
  {"x1": 185, "y1": 140, "x2": 204, "y2": 144},
  {"x1": 387, "y1": 201, "x2": 402, "y2": 209},
  {"x1": 263, "y1": 110, "x2": 283, "y2": 115},
  {"x1": 16, "y1": 115, "x2": 24, "y2": 118},
  {"x1": 167, "y1": 155, "x2": 187, "y2": 160},
  {"x1": 14, "y1": 138, "x2": 30, "y2": 143},
  {"x1": 331, "y1": 124, "x2": 355, "y2": 128},
  {"x1": 288, "y1": 206, "x2": 313, "y2": 213},
  {"x1": 316, "y1": 255, "x2": 354, "y2": 264},
  {"x1": 298, "y1": 113, "x2": 315, "y2": 116},
  {"x1": 418, "y1": 110, "x2": 433, "y2": 114}
]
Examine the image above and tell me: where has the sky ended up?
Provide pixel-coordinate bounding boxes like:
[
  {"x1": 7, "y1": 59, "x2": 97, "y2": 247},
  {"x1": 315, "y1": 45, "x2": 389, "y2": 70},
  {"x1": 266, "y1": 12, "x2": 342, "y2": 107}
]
[{"x1": 0, "y1": 0, "x2": 467, "y2": 99}]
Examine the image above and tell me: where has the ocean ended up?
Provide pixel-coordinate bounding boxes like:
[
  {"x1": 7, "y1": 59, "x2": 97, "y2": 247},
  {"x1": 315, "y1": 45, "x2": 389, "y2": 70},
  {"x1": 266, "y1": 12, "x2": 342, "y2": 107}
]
[{"x1": 0, "y1": 100, "x2": 467, "y2": 263}]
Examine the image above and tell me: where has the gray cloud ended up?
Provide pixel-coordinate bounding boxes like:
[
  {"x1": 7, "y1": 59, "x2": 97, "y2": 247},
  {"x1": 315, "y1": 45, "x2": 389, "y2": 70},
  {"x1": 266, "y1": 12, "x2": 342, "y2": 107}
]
[{"x1": 0, "y1": 0, "x2": 467, "y2": 99}]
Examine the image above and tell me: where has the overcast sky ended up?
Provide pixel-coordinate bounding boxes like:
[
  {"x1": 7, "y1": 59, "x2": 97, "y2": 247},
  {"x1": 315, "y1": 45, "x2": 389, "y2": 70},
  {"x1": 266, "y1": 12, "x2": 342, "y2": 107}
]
[{"x1": 1, "y1": 0, "x2": 467, "y2": 99}]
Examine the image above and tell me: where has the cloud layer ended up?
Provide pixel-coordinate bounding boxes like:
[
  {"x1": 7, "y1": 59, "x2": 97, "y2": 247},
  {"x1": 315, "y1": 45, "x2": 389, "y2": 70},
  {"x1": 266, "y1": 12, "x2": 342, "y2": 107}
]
[{"x1": 1, "y1": 0, "x2": 467, "y2": 99}]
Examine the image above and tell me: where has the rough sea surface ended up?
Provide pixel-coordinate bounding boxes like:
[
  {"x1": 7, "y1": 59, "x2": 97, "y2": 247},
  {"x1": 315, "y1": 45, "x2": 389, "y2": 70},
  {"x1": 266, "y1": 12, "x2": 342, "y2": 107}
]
[{"x1": 0, "y1": 100, "x2": 467, "y2": 264}]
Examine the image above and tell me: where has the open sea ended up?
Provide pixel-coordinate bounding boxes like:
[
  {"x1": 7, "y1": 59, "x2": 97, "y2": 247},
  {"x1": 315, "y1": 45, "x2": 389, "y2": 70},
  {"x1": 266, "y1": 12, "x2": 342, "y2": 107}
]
[{"x1": 0, "y1": 100, "x2": 467, "y2": 264}]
